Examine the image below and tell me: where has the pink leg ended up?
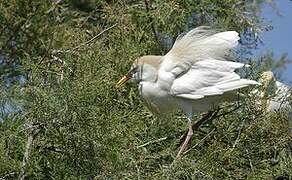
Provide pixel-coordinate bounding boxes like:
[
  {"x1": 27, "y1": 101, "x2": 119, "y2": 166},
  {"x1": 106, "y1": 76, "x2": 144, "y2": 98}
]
[{"x1": 176, "y1": 120, "x2": 193, "y2": 159}]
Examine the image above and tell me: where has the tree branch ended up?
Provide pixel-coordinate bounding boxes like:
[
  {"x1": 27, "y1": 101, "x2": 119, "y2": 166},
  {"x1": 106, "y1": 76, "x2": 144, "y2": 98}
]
[
  {"x1": 144, "y1": 0, "x2": 159, "y2": 44},
  {"x1": 53, "y1": 23, "x2": 118, "y2": 54},
  {"x1": 183, "y1": 128, "x2": 215, "y2": 155},
  {"x1": 136, "y1": 137, "x2": 168, "y2": 148},
  {"x1": 18, "y1": 124, "x2": 41, "y2": 180},
  {"x1": 231, "y1": 118, "x2": 246, "y2": 150}
]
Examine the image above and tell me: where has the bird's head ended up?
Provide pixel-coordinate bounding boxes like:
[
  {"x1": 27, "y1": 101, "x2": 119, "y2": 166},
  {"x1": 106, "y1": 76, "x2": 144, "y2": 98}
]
[
  {"x1": 259, "y1": 71, "x2": 277, "y2": 97},
  {"x1": 260, "y1": 71, "x2": 276, "y2": 89},
  {"x1": 116, "y1": 55, "x2": 161, "y2": 88},
  {"x1": 260, "y1": 71, "x2": 275, "y2": 84}
]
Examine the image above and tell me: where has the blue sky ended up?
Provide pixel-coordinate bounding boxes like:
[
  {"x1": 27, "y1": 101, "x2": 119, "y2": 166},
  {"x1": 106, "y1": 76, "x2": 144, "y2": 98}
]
[{"x1": 259, "y1": 0, "x2": 292, "y2": 84}]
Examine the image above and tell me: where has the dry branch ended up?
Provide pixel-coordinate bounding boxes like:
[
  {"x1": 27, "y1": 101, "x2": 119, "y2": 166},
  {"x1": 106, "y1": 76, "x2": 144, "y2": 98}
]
[
  {"x1": 18, "y1": 124, "x2": 41, "y2": 180},
  {"x1": 136, "y1": 137, "x2": 168, "y2": 148},
  {"x1": 183, "y1": 128, "x2": 215, "y2": 155},
  {"x1": 53, "y1": 23, "x2": 118, "y2": 54}
]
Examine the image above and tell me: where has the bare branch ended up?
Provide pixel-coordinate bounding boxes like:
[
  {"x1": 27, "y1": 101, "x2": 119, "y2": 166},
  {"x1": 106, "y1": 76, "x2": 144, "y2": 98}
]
[
  {"x1": 53, "y1": 23, "x2": 118, "y2": 54},
  {"x1": 144, "y1": 0, "x2": 159, "y2": 44},
  {"x1": 136, "y1": 137, "x2": 168, "y2": 148},
  {"x1": 70, "y1": 23, "x2": 118, "y2": 51},
  {"x1": 1, "y1": 172, "x2": 16, "y2": 180},
  {"x1": 183, "y1": 128, "x2": 215, "y2": 155},
  {"x1": 231, "y1": 118, "x2": 246, "y2": 150},
  {"x1": 18, "y1": 124, "x2": 41, "y2": 180},
  {"x1": 246, "y1": 149, "x2": 254, "y2": 171}
]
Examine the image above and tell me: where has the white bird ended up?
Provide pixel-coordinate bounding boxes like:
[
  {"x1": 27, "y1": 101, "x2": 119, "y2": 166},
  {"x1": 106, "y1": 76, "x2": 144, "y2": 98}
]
[
  {"x1": 116, "y1": 26, "x2": 259, "y2": 157},
  {"x1": 258, "y1": 71, "x2": 291, "y2": 132},
  {"x1": 259, "y1": 71, "x2": 291, "y2": 111}
]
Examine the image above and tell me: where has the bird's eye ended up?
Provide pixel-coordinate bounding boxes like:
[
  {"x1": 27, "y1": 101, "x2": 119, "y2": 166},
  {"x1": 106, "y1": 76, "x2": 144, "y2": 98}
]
[
  {"x1": 126, "y1": 66, "x2": 137, "y2": 77},
  {"x1": 130, "y1": 67, "x2": 137, "y2": 74}
]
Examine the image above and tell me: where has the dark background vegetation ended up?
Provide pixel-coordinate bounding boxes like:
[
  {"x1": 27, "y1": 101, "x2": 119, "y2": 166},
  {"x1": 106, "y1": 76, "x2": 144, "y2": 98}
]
[{"x1": 0, "y1": 0, "x2": 291, "y2": 179}]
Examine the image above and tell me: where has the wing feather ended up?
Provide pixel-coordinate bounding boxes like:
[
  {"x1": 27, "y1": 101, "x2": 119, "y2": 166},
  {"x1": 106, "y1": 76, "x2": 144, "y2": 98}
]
[
  {"x1": 170, "y1": 59, "x2": 259, "y2": 100},
  {"x1": 158, "y1": 26, "x2": 240, "y2": 90},
  {"x1": 160, "y1": 27, "x2": 239, "y2": 72}
]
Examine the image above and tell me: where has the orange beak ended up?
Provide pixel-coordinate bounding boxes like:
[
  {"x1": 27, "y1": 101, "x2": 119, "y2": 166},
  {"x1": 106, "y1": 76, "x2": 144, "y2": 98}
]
[{"x1": 116, "y1": 75, "x2": 131, "y2": 88}]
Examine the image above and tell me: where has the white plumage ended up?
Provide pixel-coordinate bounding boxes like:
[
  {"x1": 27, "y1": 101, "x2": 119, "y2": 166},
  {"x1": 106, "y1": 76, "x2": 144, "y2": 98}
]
[
  {"x1": 257, "y1": 71, "x2": 291, "y2": 132},
  {"x1": 170, "y1": 59, "x2": 257, "y2": 99},
  {"x1": 258, "y1": 71, "x2": 291, "y2": 111},
  {"x1": 160, "y1": 27, "x2": 239, "y2": 74},
  {"x1": 116, "y1": 26, "x2": 259, "y2": 157}
]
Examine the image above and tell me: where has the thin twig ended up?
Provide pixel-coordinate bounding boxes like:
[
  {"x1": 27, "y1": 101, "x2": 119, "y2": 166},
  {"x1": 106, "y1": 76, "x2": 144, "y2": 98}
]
[
  {"x1": 136, "y1": 137, "x2": 168, "y2": 148},
  {"x1": 231, "y1": 118, "x2": 246, "y2": 150},
  {"x1": 144, "y1": 0, "x2": 159, "y2": 44},
  {"x1": 193, "y1": 110, "x2": 218, "y2": 130},
  {"x1": 53, "y1": 23, "x2": 118, "y2": 54},
  {"x1": 18, "y1": 124, "x2": 41, "y2": 180},
  {"x1": 19, "y1": 134, "x2": 33, "y2": 180},
  {"x1": 214, "y1": 104, "x2": 242, "y2": 119},
  {"x1": 1, "y1": 172, "x2": 16, "y2": 180},
  {"x1": 183, "y1": 128, "x2": 215, "y2": 155},
  {"x1": 246, "y1": 149, "x2": 254, "y2": 171},
  {"x1": 71, "y1": 23, "x2": 118, "y2": 51}
]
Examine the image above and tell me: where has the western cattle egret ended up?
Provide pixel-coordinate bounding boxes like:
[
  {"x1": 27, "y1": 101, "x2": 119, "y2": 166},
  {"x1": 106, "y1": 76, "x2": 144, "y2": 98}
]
[
  {"x1": 259, "y1": 71, "x2": 291, "y2": 111},
  {"x1": 258, "y1": 71, "x2": 291, "y2": 132},
  {"x1": 116, "y1": 26, "x2": 259, "y2": 158}
]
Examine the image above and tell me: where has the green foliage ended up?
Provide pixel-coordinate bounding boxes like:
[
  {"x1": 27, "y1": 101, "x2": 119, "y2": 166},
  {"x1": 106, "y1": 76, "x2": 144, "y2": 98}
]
[{"x1": 0, "y1": 0, "x2": 291, "y2": 179}]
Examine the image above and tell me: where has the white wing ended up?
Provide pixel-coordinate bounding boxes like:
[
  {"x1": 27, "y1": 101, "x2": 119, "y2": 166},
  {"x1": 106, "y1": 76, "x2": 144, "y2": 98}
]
[
  {"x1": 170, "y1": 59, "x2": 259, "y2": 100},
  {"x1": 158, "y1": 26, "x2": 240, "y2": 90}
]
